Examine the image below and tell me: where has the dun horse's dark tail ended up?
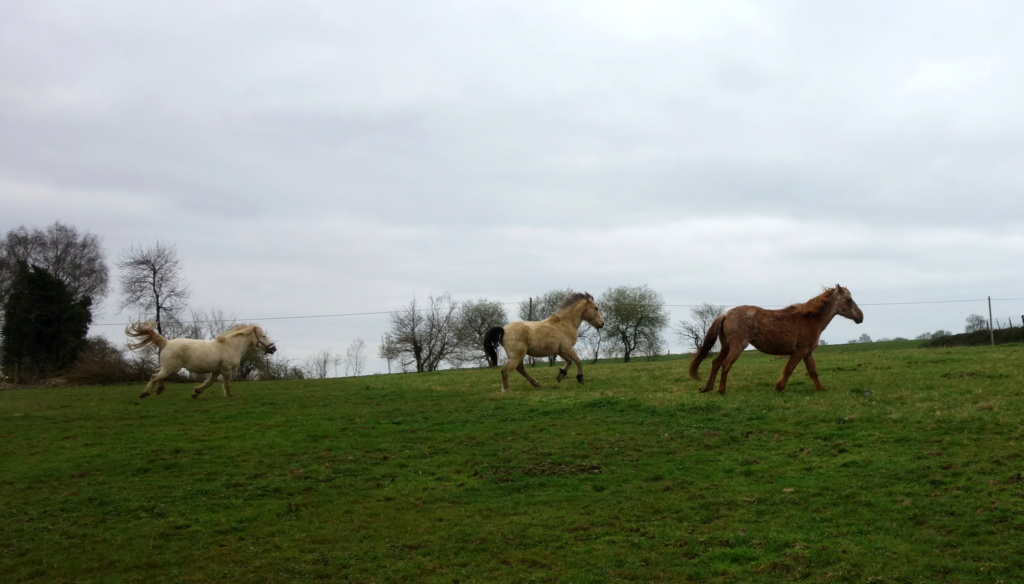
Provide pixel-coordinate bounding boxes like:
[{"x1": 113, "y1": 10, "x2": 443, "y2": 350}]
[
  {"x1": 483, "y1": 326, "x2": 504, "y2": 367},
  {"x1": 688, "y1": 315, "x2": 724, "y2": 381}
]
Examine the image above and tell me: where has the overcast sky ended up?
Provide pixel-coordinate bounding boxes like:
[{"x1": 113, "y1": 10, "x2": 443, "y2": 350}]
[{"x1": 3, "y1": 1, "x2": 1022, "y2": 375}]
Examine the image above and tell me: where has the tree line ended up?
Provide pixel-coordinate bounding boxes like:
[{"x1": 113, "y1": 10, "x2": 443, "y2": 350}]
[
  {"x1": 0, "y1": 222, "x2": 725, "y2": 384},
  {"x1": 378, "y1": 286, "x2": 667, "y2": 373},
  {"x1": 376, "y1": 292, "x2": 734, "y2": 373},
  {"x1": 7, "y1": 221, "x2": 1000, "y2": 385},
  {"x1": 0, "y1": 222, "x2": 297, "y2": 383}
]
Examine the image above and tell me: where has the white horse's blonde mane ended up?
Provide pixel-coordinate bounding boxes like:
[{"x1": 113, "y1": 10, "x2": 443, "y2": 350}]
[{"x1": 216, "y1": 324, "x2": 256, "y2": 342}]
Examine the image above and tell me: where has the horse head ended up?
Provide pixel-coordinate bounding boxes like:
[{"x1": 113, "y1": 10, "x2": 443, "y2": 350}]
[
  {"x1": 583, "y1": 296, "x2": 605, "y2": 330},
  {"x1": 834, "y1": 285, "x2": 864, "y2": 324},
  {"x1": 556, "y1": 291, "x2": 605, "y2": 330},
  {"x1": 252, "y1": 326, "x2": 278, "y2": 354}
]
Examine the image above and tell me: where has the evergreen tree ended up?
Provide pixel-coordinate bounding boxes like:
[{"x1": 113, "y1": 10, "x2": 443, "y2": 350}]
[{"x1": 1, "y1": 261, "x2": 92, "y2": 382}]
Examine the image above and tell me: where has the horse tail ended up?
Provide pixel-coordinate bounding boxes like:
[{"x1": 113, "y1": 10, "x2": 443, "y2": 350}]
[
  {"x1": 125, "y1": 321, "x2": 168, "y2": 352},
  {"x1": 483, "y1": 326, "x2": 504, "y2": 367},
  {"x1": 688, "y1": 315, "x2": 724, "y2": 381}
]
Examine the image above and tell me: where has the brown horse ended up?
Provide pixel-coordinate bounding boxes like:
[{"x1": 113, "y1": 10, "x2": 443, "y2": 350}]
[
  {"x1": 688, "y1": 285, "x2": 863, "y2": 394},
  {"x1": 483, "y1": 292, "x2": 605, "y2": 392}
]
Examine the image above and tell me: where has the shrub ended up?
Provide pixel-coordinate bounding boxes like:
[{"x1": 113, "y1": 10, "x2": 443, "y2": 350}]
[
  {"x1": 921, "y1": 327, "x2": 1024, "y2": 348},
  {"x1": 64, "y1": 337, "x2": 134, "y2": 385}
]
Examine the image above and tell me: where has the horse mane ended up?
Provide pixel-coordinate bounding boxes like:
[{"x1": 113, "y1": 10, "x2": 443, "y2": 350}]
[
  {"x1": 555, "y1": 292, "x2": 594, "y2": 313},
  {"x1": 216, "y1": 324, "x2": 255, "y2": 342},
  {"x1": 785, "y1": 286, "x2": 840, "y2": 318}
]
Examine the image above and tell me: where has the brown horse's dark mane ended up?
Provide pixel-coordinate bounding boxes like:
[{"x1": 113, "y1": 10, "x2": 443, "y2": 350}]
[
  {"x1": 783, "y1": 286, "x2": 839, "y2": 318},
  {"x1": 556, "y1": 292, "x2": 593, "y2": 313}
]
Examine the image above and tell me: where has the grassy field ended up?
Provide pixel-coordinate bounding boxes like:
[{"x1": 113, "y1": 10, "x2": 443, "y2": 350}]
[{"x1": 2, "y1": 342, "x2": 1024, "y2": 583}]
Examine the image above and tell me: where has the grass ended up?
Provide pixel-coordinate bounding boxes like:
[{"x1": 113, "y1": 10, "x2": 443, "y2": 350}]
[{"x1": 2, "y1": 343, "x2": 1024, "y2": 583}]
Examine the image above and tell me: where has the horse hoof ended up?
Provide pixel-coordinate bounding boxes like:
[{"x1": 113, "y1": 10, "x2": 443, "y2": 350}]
[
  {"x1": 139, "y1": 393, "x2": 149, "y2": 399},
  {"x1": 576, "y1": 374, "x2": 585, "y2": 384},
  {"x1": 698, "y1": 387, "x2": 713, "y2": 393}
]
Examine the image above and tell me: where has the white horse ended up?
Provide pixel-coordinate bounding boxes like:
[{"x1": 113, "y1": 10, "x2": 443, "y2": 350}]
[{"x1": 125, "y1": 321, "x2": 277, "y2": 399}]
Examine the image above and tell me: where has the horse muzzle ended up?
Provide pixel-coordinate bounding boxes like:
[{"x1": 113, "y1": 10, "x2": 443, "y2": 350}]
[{"x1": 263, "y1": 344, "x2": 278, "y2": 355}]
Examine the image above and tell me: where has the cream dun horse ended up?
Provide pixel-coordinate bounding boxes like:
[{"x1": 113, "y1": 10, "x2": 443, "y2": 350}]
[
  {"x1": 126, "y1": 321, "x2": 277, "y2": 399},
  {"x1": 483, "y1": 292, "x2": 604, "y2": 392}
]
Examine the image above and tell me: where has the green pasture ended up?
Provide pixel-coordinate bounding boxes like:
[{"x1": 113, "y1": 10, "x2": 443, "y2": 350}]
[{"x1": 2, "y1": 342, "x2": 1024, "y2": 583}]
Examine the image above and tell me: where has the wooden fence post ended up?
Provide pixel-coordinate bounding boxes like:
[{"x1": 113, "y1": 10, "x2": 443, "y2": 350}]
[{"x1": 988, "y1": 296, "x2": 995, "y2": 346}]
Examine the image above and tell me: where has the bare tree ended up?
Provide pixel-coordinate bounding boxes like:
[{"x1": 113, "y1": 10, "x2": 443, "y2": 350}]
[
  {"x1": 304, "y1": 348, "x2": 339, "y2": 379},
  {"x1": 379, "y1": 334, "x2": 405, "y2": 374},
  {"x1": 167, "y1": 307, "x2": 236, "y2": 341},
  {"x1": 117, "y1": 241, "x2": 190, "y2": 335},
  {"x1": 519, "y1": 288, "x2": 572, "y2": 321},
  {"x1": 675, "y1": 302, "x2": 726, "y2": 353},
  {"x1": 0, "y1": 222, "x2": 109, "y2": 308},
  {"x1": 344, "y1": 338, "x2": 367, "y2": 376},
  {"x1": 578, "y1": 324, "x2": 602, "y2": 364},
  {"x1": 251, "y1": 350, "x2": 297, "y2": 380},
  {"x1": 449, "y1": 298, "x2": 507, "y2": 368},
  {"x1": 965, "y1": 313, "x2": 988, "y2": 333},
  {"x1": 386, "y1": 293, "x2": 459, "y2": 372},
  {"x1": 599, "y1": 285, "x2": 669, "y2": 362}
]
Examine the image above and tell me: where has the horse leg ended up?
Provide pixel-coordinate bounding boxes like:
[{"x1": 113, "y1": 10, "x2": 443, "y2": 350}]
[
  {"x1": 139, "y1": 373, "x2": 162, "y2": 398},
  {"x1": 802, "y1": 352, "x2": 827, "y2": 391},
  {"x1": 140, "y1": 366, "x2": 171, "y2": 398},
  {"x1": 515, "y1": 362, "x2": 543, "y2": 388},
  {"x1": 498, "y1": 352, "x2": 521, "y2": 392},
  {"x1": 192, "y1": 373, "x2": 217, "y2": 399},
  {"x1": 715, "y1": 342, "x2": 748, "y2": 394},
  {"x1": 774, "y1": 353, "x2": 806, "y2": 392},
  {"x1": 699, "y1": 337, "x2": 731, "y2": 393},
  {"x1": 699, "y1": 355, "x2": 721, "y2": 393},
  {"x1": 221, "y1": 370, "x2": 233, "y2": 397},
  {"x1": 499, "y1": 361, "x2": 512, "y2": 392},
  {"x1": 556, "y1": 349, "x2": 585, "y2": 384}
]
